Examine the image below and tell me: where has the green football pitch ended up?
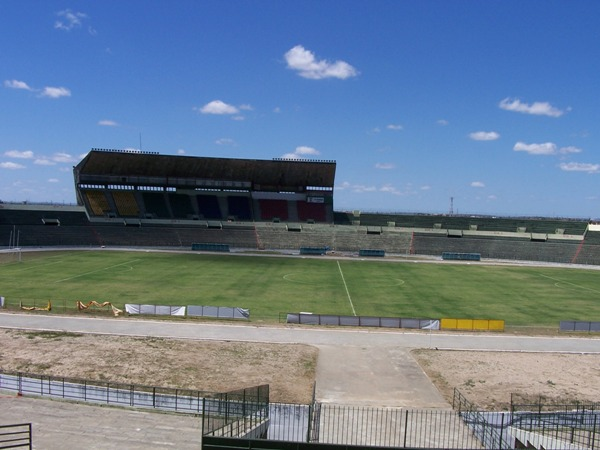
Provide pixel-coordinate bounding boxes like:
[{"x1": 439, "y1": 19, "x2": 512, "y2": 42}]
[{"x1": 1, "y1": 249, "x2": 599, "y2": 327}]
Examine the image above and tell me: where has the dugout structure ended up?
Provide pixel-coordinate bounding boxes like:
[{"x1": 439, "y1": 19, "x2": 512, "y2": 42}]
[{"x1": 73, "y1": 149, "x2": 336, "y2": 224}]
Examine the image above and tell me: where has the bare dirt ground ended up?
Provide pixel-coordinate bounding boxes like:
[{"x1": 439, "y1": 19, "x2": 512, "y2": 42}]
[
  {"x1": 0, "y1": 328, "x2": 318, "y2": 404},
  {"x1": 412, "y1": 349, "x2": 600, "y2": 410},
  {"x1": 3, "y1": 327, "x2": 599, "y2": 409}
]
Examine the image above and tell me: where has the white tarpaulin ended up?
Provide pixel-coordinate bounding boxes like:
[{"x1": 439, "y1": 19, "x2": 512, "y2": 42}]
[
  {"x1": 187, "y1": 305, "x2": 250, "y2": 319},
  {"x1": 125, "y1": 304, "x2": 186, "y2": 316}
]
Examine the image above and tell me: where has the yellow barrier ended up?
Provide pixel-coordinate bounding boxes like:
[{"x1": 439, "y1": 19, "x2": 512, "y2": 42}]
[
  {"x1": 20, "y1": 300, "x2": 52, "y2": 311},
  {"x1": 441, "y1": 318, "x2": 504, "y2": 331},
  {"x1": 77, "y1": 300, "x2": 123, "y2": 317}
]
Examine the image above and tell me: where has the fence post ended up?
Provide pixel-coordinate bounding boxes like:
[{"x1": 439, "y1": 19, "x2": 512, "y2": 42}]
[
  {"x1": 201, "y1": 397, "x2": 206, "y2": 436},
  {"x1": 590, "y1": 413, "x2": 597, "y2": 450},
  {"x1": 498, "y1": 412, "x2": 505, "y2": 449},
  {"x1": 403, "y1": 410, "x2": 409, "y2": 448},
  {"x1": 306, "y1": 402, "x2": 313, "y2": 443}
]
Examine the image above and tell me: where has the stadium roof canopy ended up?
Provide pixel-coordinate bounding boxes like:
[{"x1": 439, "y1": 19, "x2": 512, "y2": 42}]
[{"x1": 74, "y1": 149, "x2": 336, "y2": 192}]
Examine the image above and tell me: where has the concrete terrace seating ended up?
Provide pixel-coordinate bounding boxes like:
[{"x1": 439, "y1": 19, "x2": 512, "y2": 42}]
[
  {"x1": 573, "y1": 231, "x2": 600, "y2": 265},
  {"x1": 346, "y1": 213, "x2": 588, "y2": 236},
  {"x1": 0, "y1": 224, "x2": 98, "y2": 247},
  {"x1": 411, "y1": 233, "x2": 580, "y2": 263}
]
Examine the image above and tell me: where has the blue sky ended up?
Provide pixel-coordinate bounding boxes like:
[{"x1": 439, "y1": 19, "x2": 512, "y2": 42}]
[{"x1": 2, "y1": 1, "x2": 599, "y2": 218}]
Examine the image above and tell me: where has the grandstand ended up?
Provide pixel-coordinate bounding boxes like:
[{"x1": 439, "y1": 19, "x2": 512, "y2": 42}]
[
  {"x1": 73, "y1": 149, "x2": 335, "y2": 224},
  {"x1": 0, "y1": 148, "x2": 599, "y2": 265}
]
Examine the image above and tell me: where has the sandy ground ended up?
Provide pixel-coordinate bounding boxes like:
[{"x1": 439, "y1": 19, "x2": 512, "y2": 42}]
[
  {"x1": 0, "y1": 328, "x2": 318, "y2": 404},
  {"x1": 412, "y1": 349, "x2": 600, "y2": 410},
  {"x1": 2, "y1": 328, "x2": 599, "y2": 409}
]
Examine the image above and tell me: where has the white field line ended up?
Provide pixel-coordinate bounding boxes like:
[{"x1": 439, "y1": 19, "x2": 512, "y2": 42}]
[
  {"x1": 337, "y1": 260, "x2": 356, "y2": 316},
  {"x1": 538, "y1": 273, "x2": 600, "y2": 295},
  {"x1": 54, "y1": 260, "x2": 141, "y2": 283}
]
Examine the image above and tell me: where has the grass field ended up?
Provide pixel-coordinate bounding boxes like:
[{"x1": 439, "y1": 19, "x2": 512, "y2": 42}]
[{"x1": 1, "y1": 249, "x2": 599, "y2": 327}]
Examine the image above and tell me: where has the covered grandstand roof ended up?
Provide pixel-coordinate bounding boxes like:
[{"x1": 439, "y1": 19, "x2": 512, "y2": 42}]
[{"x1": 74, "y1": 149, "x2": 336, "y2": 191}]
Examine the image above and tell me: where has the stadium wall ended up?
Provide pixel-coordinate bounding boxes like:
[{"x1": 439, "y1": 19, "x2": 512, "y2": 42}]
[{"x1": 1, "y1": 204, "x2": 599, "y2": 265}]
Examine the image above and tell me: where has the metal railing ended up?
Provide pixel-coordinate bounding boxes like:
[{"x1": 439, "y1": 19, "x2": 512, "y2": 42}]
[
  {"x1": 201, "y1": 385, "x2": 270, "y2": 438},
  {"x1": 0, "y1": 370, "x2": 213, "y2": 414},
  {"x1": 0, "y1": 423, "x2": 32, "y2": 449}
]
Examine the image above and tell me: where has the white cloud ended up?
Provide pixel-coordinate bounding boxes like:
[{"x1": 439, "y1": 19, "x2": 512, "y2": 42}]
[
  {"x1": 386, "y1": 124, "x2": 403, "y2": 131},
  {"x1": 34, "y1": 159, "x2": 56, "y2": 166},
  {"x1": 380, "y1": 184, "x2": 403, "y2": 195},
  {"x1": 40, "y1": 86, "x2": 71, "y2": 99},
  {"x1": 55, "y1": 9, "x2": 87, "y2": 31},
  {"x1": 4, "y1": 79, "x2": 33, "y2": 91},
  {"x1": 0, "y1": 162, "x2": 25, "y2": 170},
  {"x1": 51, "y1": 152, "x2": 77, "y2": 163},
  {"x1": 48, "y1": 178, "x2": 59, "y2": 183},
  {"x1": 471, "y1": 181, "x2": 486, "y2": 188},
  {"x1": 349, "y1": 184, "x2": 377, "y2": 193},
  {"x1": 284, "y1": 45, "x2": 358, "y2": 80},
  {"x1": 513, "y1": 141, "x2": 557, "y2": 155},
  {"x1": 238, "y1": 104, "x2": 253, "y2": 111},
  {"x1": 198, "y1": 100, "x2": 239, "y2": 115},
  {"x1": 559, "y1": 162, "x2": 600, "y2": 173},
  {"x1": 295, "y1": 146, "x2": 319, "y2": 156},
  {"x1": 4, "y1": 80, "x2": 71, "y2": 99},
  {"x1": 177, "y1": 149, "x2": 186, "y2": 155},
  {"x1": 281, "y1": 146, "x2": 321, "y2": 160},
  {"x1": 98, "y1": 119, "x2": 119, "y2": 127},
  {"x1": 499, "y1": 98, "x2": 565, "y2": 117},
  {"x1": 5, "y1": 150, "x2": 34, "y2": 159},
  {"x1": 469, "y1": 131, "x2": 500, "y2": 141},
  {"x1": 375, "y1": 162, "x2": 395, "y2": 170},
  {"x1": 559, "y1": 146, "x2": 582, "y2": 154},
  {"x1": 216, "y1": 138, "x2": 236, "y2": 146},
  {"x1": 437, "y1": 119, "x2": 449, "y2": 126},
  {"x1": 273, "y1": 107, "x2": 281, "y2": 114}
]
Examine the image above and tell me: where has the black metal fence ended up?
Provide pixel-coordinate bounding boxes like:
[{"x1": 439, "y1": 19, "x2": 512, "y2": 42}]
[
  {"x1": 452, "y1": 389, "x2": 512, "y2": 449},
  {"x1": 201, "y1": 385, "x2": 270, "y2": 438},
  {"x1": 0, "y1": 370, "x2": 213, "y2": 414},
  {"x1": 510, "y1": 393, "x2": 600, "y2": 449},
  {"x1": 0, "y1": 423, "x2": 31, "y2": 449}
]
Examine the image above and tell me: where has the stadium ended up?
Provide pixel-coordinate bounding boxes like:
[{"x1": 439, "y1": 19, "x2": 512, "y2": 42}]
[{"x1": 1, "y1": 149, "x2": 600, "y2": 449}]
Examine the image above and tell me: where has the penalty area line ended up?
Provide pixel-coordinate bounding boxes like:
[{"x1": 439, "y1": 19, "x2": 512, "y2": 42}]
[
  {"x1": 54, "y1": 259, "x2": 141, "y2": 283},
  {"x1": 337, "y1": 260, "x2": 356, "y2": 316}
]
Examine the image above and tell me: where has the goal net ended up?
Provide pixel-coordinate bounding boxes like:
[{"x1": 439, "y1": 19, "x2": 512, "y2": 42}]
[{"x1": 0, "y1": 248, "x2": 22, "y2": 264}]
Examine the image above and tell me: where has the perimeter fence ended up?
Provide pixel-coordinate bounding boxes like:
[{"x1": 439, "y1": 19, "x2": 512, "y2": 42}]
[
  {"x1": 0, "y1": 369, "x2": 244, "y2": 416},
  {"x1": 0, "y1": 423, "x2": 31, "y2": 449}
]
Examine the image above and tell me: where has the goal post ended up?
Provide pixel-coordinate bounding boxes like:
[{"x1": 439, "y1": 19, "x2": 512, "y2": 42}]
[{"x1": 0, "y1": 248, "x2": 22, "y2": 264}]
